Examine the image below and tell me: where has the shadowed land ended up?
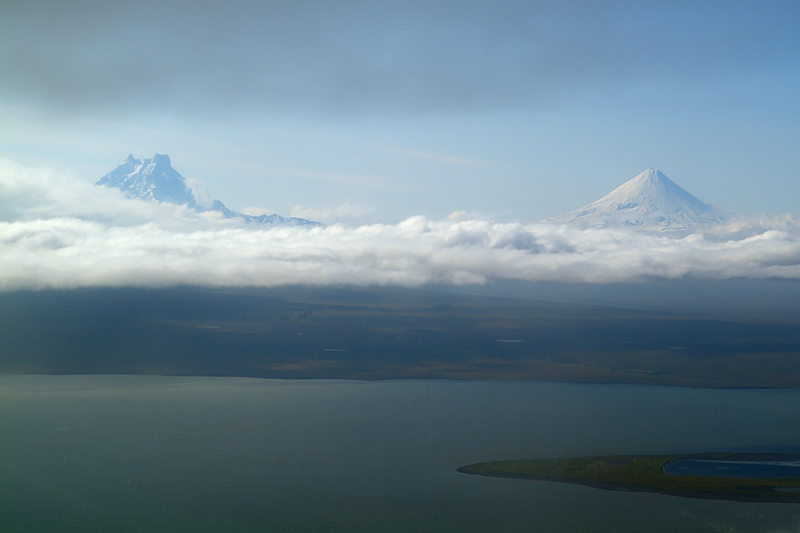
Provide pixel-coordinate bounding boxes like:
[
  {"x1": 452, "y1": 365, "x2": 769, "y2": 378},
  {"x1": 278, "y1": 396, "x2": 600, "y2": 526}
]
[{"x1": 2, "y1": 285, "x2": 800, "y2": 388}]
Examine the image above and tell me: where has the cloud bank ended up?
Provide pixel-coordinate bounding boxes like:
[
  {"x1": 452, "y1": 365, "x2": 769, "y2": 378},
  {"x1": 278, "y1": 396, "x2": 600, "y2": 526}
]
[
  {"x1": 2, "y1": 160, "x2": 800, "y2": 291},
  {"x1": 3, "y1": 2, "x2": 798, "y2": 119}
]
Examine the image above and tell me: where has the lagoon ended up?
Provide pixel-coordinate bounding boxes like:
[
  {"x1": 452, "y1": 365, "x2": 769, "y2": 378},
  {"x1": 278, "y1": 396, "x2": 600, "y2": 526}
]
[
  {"x1": 2, "y1": 375, "x2": 800, "y2": 531},
  {"x1": 663, "y1": 458, "x2": 800, "y2": 479}
]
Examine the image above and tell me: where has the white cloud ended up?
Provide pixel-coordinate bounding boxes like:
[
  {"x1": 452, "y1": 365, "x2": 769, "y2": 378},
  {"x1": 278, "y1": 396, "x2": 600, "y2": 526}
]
[
  {"x1": 240, "y1": 206, "x2": 278, "y2": 217},
  {"x1": 3, "y1": 159, "x2": 800, "y2": 291},
  {"x1": 381, "y1": 146, "x2": 487, "y2": 167},
  {"x1": 290, "y1": 202, "x2": 374, "y2": 223}
]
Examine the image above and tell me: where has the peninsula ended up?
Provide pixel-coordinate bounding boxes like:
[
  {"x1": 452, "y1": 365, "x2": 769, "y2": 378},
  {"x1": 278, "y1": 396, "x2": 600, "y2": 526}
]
[{"x1": 457, "y1": 453, "x2": 800, "y2": 502}]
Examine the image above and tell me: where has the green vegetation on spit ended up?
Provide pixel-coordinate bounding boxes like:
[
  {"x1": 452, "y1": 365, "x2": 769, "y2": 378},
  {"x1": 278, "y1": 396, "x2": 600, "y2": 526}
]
[{"x1": 457, "y1": 453, "x2": 800, "y2": 502}]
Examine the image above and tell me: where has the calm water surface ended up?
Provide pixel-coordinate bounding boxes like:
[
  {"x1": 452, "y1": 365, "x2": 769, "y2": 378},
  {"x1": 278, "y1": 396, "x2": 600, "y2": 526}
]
[{"x1": 2, "y1": 375, "x2": 800, "y2": 532}]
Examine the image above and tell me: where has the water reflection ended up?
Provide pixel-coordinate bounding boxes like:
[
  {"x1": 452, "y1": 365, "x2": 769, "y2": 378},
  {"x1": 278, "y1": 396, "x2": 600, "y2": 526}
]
[{"x1": 664, "y1": 457, "x2": 800, "y2": 479}]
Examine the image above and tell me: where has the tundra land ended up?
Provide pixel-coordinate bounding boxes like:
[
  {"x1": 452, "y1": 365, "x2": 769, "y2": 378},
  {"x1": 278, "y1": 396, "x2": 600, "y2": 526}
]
[
  {"x1": 2, "y1": 282, "x2": 800, "y2": 388},
  {"x1": 457, "y1": 453, "x2": 800, "y2": 502}
]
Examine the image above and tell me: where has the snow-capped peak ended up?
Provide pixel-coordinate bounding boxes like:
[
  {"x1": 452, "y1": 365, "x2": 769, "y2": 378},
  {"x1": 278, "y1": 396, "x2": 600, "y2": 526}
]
[
  {"x1": 97, "y1": 153, "x2": 202, "y2": 208},
  {"x1": 547, "y1": 168, "x2": 729, "y2": 233},
  {"x1": 96, "y1": 154, "x2": 319, "y2": 226}
]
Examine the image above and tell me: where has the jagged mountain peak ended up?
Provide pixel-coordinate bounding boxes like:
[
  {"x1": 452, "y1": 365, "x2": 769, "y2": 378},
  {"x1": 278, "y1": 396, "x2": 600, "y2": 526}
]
[
  {"x1": 97, "y1": 153, "x2": 199, "y2": 208},
  {"x1": 547, "y1": 168, "x2": 728, "y2": 233},
  {"x1": 96, "y1": 154, "x2": 319, "y2": 226}
]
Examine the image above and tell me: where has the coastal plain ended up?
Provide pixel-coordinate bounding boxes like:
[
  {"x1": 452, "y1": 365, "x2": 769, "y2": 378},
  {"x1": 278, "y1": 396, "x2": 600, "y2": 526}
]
[{"x1": 2, "y1": 284, "x2": 800, "y2": 388}]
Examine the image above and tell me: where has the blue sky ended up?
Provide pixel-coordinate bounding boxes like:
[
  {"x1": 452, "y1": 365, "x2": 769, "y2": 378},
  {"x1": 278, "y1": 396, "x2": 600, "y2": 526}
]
[{"x1": 2, "y1": 0, "x2": 799, "y2": 223}]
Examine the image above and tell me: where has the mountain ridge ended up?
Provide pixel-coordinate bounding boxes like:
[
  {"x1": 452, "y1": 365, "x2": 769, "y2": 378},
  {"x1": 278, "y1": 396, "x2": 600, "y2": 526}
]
[{"x1": 96, "y1": 154, "x2": 319, "y2": 226}]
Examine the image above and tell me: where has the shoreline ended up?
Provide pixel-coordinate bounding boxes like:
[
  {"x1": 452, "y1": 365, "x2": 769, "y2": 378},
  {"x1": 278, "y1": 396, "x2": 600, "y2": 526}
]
[
  {"x1": 2, "y1": 369, "x2": 800, "y2": 390},
  {"x1": 457, "y1": 454, "x2": 800, "y2": 503}
]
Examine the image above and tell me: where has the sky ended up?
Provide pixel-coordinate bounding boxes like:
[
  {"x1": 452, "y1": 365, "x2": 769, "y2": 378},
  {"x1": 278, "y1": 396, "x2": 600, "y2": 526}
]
[
  {"x1": 2, "y1": 1, "x2": 800, "y2": 291},
  {"x1": 2, "y1": 0, "x2": 799, "y2": 223}
]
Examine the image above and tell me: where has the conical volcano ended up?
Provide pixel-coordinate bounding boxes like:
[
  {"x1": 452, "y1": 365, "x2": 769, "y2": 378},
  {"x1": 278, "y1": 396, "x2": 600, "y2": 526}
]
[{"x1": 547, "y1": 168, "x2": 728, "y2": 232}]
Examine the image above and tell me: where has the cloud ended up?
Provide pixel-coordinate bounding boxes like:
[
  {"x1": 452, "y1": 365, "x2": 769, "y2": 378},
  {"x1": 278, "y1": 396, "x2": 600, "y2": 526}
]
[
  {"x1": 0, "y1": 159, "x2": 227, "y2": 230},
  {"x1": 290, "y1": 202, "x2": 374, "y2": 223},
  {"x1": 381, "y1": 146, "x2": 487, "y2": 167},
  {"x1": 239, "y1": 206, "x2": 278, "y2": 217},
  {"x1": 3, "y1": 2, "x2": 798, "y2": 120},
  {"x1": 3, "y1": 160, "x2": 800, "y2": 291}
]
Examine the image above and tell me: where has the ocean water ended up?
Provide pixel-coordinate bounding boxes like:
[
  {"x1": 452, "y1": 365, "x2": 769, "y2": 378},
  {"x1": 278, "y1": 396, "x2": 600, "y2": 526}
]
[{"x1": 2, "y1": 375, "x2": 800, "y2": 532}]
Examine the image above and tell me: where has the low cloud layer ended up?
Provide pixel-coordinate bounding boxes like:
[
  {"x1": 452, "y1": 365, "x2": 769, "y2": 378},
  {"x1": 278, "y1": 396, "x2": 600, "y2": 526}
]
[
  {"x1": 289, "y1": 202, "x2": 375, "y2": 224},
  {"x1": 2, "y1": 160, "x2": 800, "y2": 291}
]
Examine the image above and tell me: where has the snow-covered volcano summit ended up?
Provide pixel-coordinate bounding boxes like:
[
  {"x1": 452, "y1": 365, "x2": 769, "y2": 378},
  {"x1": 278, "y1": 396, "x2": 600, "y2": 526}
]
[
  {"x1": 547, "y1": 168, "x2": 729, "y2": 233},
  {"x1": 96, "y1": 154, "x2": 318, "y2": 226},
  {"x1": 97, "y1": 153, "x2": 207, "y2": 208}
]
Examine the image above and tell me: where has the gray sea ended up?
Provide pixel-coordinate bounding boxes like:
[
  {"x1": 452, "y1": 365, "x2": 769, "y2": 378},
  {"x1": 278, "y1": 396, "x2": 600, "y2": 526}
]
[{"x1": 2, "y1": 375, "x2": 800, "y2": 532}]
